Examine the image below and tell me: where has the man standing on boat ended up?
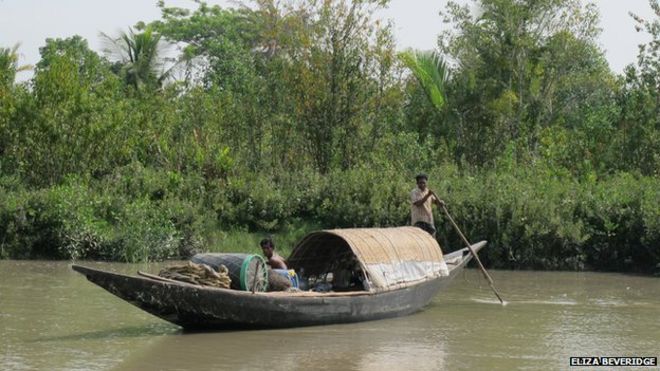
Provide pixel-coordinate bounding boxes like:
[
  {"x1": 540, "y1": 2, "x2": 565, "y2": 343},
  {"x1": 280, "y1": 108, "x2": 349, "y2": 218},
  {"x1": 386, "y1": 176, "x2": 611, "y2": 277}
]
[{"x1": 410, "y1": 173, "x2": 445, "y2": 237}]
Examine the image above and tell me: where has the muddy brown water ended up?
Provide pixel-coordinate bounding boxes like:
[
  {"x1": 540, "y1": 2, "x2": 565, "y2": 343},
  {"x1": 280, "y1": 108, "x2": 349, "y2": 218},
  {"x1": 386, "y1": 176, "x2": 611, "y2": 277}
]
[{"x1": 1, "y1": 260, "x2": 658, "y2": 370}]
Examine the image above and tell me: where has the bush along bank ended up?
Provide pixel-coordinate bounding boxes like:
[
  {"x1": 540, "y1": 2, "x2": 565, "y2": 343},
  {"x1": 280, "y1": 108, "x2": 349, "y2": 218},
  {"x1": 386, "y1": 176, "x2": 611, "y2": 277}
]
[
  {"x1": 434, "y1": 169, "x2": 660, "y2": 274},
  {"x1": 0, "y1": 163, "x2": 658, "y2": 274}
]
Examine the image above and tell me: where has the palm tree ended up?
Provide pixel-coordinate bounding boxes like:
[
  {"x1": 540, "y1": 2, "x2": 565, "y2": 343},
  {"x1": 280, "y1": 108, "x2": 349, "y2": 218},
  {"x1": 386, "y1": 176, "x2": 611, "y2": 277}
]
[
  {"x1": 398, "y1": 50, "x2": 450, "y2": 111},
  {"x1": 101, "y1": 26, "x2": 174, "y2": 90},
  {"x1": 0, "y1": 44, "x2": 32, "y2": 88}
]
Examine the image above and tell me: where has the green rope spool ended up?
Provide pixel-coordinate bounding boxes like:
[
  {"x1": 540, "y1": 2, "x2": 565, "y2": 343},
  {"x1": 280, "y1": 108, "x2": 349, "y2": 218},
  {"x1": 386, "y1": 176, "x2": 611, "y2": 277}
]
[{"x1": 191, "y1": 253, "x2": 268, "y2": 292}]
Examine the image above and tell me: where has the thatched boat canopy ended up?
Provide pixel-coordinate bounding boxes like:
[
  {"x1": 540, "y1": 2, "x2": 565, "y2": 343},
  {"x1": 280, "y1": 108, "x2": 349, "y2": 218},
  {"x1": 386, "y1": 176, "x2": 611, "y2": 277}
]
[{"x1": 287, "y1": 227, "x2": 447, "y2": 292}]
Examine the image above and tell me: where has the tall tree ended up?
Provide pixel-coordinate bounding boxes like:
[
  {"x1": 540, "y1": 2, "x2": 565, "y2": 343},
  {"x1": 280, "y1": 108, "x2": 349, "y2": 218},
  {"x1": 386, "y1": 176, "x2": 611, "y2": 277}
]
[
  {"x1": 616, "y1": 0, "x2": 660, "y2": 175},
  {"x1": 151, "y1": 0, "x2": 398, "y2": 173},
  {"x1": 20, "y1": 36, "x2": 124, "y2": 185},
  {"x1": 150, "y1": 1, "x2": 257, "y2": 90},
  {"x1": 438, "y1": 0, "x2": 612, "y2": 166},
  {"x1": 278, "y1": 0, "x2": 394, "y2": 172},
  {"x1": 0, "y1": 44, "x2": 32, "y2": 172},
  {"x1": 149, "y1": 2, "x2": 266, "y2": 169}
]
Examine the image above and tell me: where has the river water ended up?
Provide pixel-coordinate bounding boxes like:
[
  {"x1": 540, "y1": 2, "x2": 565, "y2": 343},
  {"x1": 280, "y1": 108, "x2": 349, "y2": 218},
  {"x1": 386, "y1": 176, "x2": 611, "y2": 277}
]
[{"x1": 1, "y1": 260, "x2": 658, "y2": 370}]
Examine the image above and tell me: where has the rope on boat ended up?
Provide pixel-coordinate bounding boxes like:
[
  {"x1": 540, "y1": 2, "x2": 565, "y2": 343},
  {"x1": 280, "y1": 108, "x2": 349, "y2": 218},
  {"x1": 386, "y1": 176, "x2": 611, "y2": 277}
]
[{"x1": 158, "y1": 261, "x2": 231, "y2": 289}]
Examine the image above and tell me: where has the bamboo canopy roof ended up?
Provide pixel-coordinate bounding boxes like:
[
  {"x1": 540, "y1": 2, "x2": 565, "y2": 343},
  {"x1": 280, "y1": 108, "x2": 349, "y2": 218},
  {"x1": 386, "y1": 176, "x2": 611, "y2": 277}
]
[{"x1": 288, "y1": 227, "x2": 446, "y2": 291}]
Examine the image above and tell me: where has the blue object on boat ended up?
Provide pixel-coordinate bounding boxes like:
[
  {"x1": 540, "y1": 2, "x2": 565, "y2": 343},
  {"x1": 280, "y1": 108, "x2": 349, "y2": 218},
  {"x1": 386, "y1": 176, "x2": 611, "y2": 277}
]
[{"x1": 272, "y1": 269, "x2": 299, "y2": 288}]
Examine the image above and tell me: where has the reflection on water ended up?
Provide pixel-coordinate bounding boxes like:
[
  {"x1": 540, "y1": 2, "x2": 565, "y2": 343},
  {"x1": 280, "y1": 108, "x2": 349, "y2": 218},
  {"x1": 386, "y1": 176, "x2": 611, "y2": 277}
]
[
  {"x1": 1, "y1": 261, "x2": 658, "y2": 370},
  {"x1": 118, "y1": 318, "x2": 449, "y2": 371}
]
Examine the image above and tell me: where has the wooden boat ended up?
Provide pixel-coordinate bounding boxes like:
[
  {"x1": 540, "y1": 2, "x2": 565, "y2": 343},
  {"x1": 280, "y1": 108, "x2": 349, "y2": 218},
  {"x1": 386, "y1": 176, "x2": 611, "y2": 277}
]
[{"x1": 72, "y1": 227, "x2": 486, "y2": 330}]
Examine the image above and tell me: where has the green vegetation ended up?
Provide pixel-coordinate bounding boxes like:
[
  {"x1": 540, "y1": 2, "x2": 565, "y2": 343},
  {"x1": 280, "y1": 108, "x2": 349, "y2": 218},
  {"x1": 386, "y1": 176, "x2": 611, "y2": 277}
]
[{"x1": 0, "y1": 0, "x2": 658, "y2": 273}]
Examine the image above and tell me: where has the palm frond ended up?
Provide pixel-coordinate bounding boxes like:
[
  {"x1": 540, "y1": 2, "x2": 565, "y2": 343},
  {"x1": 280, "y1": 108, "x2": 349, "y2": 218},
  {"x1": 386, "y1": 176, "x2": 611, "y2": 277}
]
[
  {"x1": 399, "y1": 50, "x2": 450, "y2": 111},
  {"x1": 0, "y1": 43, "x2": 32, "y2": 86},
  {"x1": 99, "y1": 26, "x2": 172, "y2": 90}
]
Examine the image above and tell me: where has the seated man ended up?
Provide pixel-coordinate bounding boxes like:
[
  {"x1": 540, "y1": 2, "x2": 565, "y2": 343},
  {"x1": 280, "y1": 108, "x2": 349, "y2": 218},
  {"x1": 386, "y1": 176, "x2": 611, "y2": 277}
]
[{"x1": 260, "y1": 238, "x2": 287, "y2": 270}]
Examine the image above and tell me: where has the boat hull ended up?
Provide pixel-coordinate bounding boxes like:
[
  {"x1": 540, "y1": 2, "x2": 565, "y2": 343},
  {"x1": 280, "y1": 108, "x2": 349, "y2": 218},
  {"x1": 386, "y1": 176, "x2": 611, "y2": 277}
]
[{"x1": 72, "y1": 242, "x2": 484, "y2": 330}]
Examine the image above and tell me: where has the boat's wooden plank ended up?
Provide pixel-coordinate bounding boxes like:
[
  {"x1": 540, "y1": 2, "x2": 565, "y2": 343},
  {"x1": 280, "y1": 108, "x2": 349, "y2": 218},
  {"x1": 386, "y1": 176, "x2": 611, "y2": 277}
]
[
  {"x1": 259, "y1": 290, "x2": 374, "y2": 297},
  {"x1": 138, "y1": 270, "x2": 179, "y2": 283},
  {"x1": 137, "y1": 271, "x2": 200, "y2": 287}
]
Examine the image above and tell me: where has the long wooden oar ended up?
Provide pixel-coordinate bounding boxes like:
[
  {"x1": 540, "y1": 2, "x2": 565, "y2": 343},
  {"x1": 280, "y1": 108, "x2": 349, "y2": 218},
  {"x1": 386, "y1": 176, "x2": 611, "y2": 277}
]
[{"x1": 441, "y1": 204, "x2": 505, "y2": 305}]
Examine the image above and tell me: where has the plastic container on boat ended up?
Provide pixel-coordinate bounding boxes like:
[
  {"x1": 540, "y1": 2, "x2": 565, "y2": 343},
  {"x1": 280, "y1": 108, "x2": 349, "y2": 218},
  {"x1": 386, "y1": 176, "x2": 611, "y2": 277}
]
[{"x1": 191, "y1": 253, "x2": 268, "y2": 292}]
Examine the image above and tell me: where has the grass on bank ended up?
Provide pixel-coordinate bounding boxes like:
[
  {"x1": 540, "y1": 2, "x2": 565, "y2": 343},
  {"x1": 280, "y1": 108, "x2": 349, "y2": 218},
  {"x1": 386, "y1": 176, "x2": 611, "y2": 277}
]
[{"x1": 205, "y1": 221, "x2": 321, "y2": 258}]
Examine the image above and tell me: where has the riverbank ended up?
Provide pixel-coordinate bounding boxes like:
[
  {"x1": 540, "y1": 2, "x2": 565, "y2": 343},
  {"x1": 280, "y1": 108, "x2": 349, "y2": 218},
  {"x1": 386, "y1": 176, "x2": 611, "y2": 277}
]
[{"x1": 1, "y1": 164, "x2": 658, "y2": 274}]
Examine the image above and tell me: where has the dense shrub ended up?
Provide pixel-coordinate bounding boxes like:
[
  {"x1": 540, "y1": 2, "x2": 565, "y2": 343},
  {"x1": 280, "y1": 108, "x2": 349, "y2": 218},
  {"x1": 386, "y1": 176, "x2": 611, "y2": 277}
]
[
  {"x1": 577, "y1": 174, "x2": 659, "y2": 272},
  {"x1": 432, "y1": 167, "x2": 659, "y2": 273},
  {"x1": 314, "y1": 166, "x2": 411, "y2": 227},
  {"x1": 0, "y1": 181, "x2": 111, "y2": 259},
  {"x1": 0, "y1": 170, "x2": 211, "y2": 262},
  {"x1": 1, "y1": 163, "x2": 658, "y2": 272}
]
